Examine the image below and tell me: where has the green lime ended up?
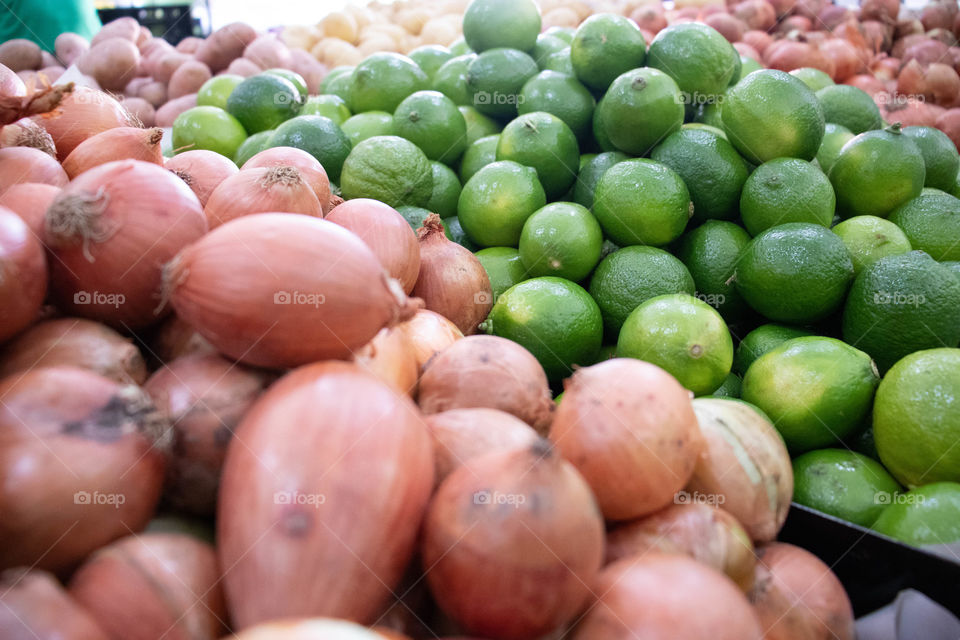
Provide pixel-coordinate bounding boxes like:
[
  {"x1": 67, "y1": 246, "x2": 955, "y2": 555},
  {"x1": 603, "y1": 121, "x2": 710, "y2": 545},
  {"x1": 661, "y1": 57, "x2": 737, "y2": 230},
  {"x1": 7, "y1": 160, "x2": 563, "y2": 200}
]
[
  {"x1": 426, "y1": 161, "x2": 461, "y2": 218},
  {"x1": 322, "y1": 70, "x2": 354, "y2": 108},
  {"x1": 874, "y1": 348, "x2": 960, "y2": 486},
  {"x1": 944, "y1": 260, "x2": 960, "y2": 283},
  {"x1": 197, "y1": 74, "x2": 243, "y2": 110},
  {"x1": 340, "y1": 111, "x2": 394, "y2": 146},
  {"x1": 732, "y1": 323, "x2": 815, "y2": 376},
  {"x1": 496, "y1": 111, "x2": 579, "y2": 200},
  {"x1": 441, "y1": 215, "x2": 479, "y2": 251},
  {"x1": 458, "y1": 105, "x2": 501, "y2": 144},
  {"x1": 592, "y1": 105, "x2": 616, "y2": 152},
  {"x1": 647, "y1": 22, "x2": 740, "y2": 99},
  {"x1": 709, "y1": 372, "x2": 742, "y2": 398},
  {"x1": 589, "y1": 245, "x2": 695, "y2": 335},
  {"x1": 592, "y1": 159, "x2": 692, "y2": 247},
  {"x1": 617, "y1": 293, "x2": 733, "y2": 396},
  {"x1": 476, "y1": 247, "x2": 528, "y2": 301},
  {"x1": 519, "y1": 202, "x2": 603, "y2": 281},
  {"x1": 815, "y1": 84, "x2": 883, "y2": 134},
  {"x1": 852, "y1": 426, "x2": 881, "y2": 462},
  {"x1": 693, "y1": 99, "x2": 724, "y2": 129},
  {"x1": 541, "y1": 48, "x2": 574, "y2": 75},
  {"x1": 349, "y1": 53, "x2": 429, "y2": 113},
  {"x1": 531, "y1": 33, "x2": 569, "y2": 67},
  {"x1": 570, "y1": 13, "x2": 647, "y2": 92},
  {"x1": 433, "y1": 54, "x2": 476, "y2": 106},
  {"x1": 397, "y1": 205, "x2": 431, "y2": 230},
  {"x1": 902, "y1": 126, "x2": 960, "y2": 192},
  {"x1": 393, "y1": 90, "x2": 467, "y2": 164},
  {"x1": 545, "y1": 26, "x2": 574, "y2": 43},
  {"x1": 832, "y1": 215, "x2": 913, "y2": 276},
  {"x1": 737, "y1": 56, "x2": 764, "y2": 79},
  {"x1": 573, "y1": 151, "x2": 629, "y2": 210},
  {"x1": 489, "y1": 276, "x2": 603, "y2": 380},
  {"x1": 673, "y1": 220, "x2": 752, "y2": 323},
  {"x1": 263, "y1": 68, "x2": 308, "y2": 100},
  {"x1": 319, "y1": 66, "x2": 352, "y2": 93},
  {"x1": 740, "y1": 158, "x2": 836, "y2": 235},
  {"x1": 872, "y1": 482, "x2": 960, "y2": 545},
  {"x1": 466, "y1": 48, "x2": 539, "y2": 119},
  {"x1": 449, "y1": 37, "x2": 472, "y2": 57},
  {"x1": 232, "y1": 129, "x2": 272, "y2": 166},
  {"x1": 815, "y1": 122, "x2": 855, "y2": 174},
  {"x1": 458, "y1": 160, "x2": 546, "y2": 246},
  {"x1": 829, "y1": 124, "x2": 926, "y2": 218},
  {"x1": 952, "y1": 167, "x2": 960, "y2": 198},
  {"x1": 462, "y1": 0, "x2": 541, "y2": 53},
  {"x1": 792, "y1": 448, "x2": 901, "y2": 527},
  {"x1": 225, "y1": 73, "x2": 302, "y2": 134},
  {"x1": 682, "y1": 123, "x2": 728, "y2": 140},
  {"x1": 721, "y1": 69, "x2": 825, "y2": 165},
  {"x1": 301, "y1": 94, "x2": 351, "y2": 125},
  {"x1": 735, "y1": 223, "x2": 854, "y2": 323},
  {"x1": 595, "y1": 67, "x2": 684, "y2": 156},
  {"x1": 741, "y1": 336, "x2": 880, "y2": 452},
  {"x1": 650, "y1": 127, "x2": 750, "y2": 223},
  {"x1": 268, "y1": 115, "x2": 352, "y2": 183},
  {"x1": 408, "y1": 44, "x2": 454, "y2": 80},
  {"x1": 172, "y1": 106, "x2": 247, "y2": 159},
  {"x1": 842, "y1": 251, "x2": 960, "y2": 371},
  {"x1": 518, "y1": 70, "x2": 595, "y2": 141},
  {"x1": 789, "y1": 67, "x2": 835, "y2": 92},
  {"x1": 340, "y1": 135, "x2": 433, "y2": 208},
  {"x1": 458, "y1": 133, "x2": 500, "y2": 183}
]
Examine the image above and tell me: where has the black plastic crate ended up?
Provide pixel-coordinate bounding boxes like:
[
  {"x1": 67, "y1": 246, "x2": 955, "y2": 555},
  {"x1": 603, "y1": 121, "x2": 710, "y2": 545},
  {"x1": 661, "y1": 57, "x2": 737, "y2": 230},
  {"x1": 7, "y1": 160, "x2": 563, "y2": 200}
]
[{"x1": 97, "y1": 4, "x2": 206, "y2": 44}]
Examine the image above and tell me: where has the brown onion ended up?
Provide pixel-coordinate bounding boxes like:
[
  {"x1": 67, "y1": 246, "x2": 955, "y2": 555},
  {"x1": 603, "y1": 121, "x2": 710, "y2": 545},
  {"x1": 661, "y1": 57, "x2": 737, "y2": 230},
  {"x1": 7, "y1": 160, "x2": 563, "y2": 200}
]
[
  {"x1": 629, "y1": 5, "x2": 667, "y2": 34},
  {"x1": 731, "y1": 0, "x2": 776, "y2": 31},
  {"x1": 145, "y1": 353, "x2": 270, "y2": 515},
  {"x1": 0, "y1": 182, "x2": 58, "y2": 238},
  {"x1": 861, "y1": 19, "x2": 894, "y2": 53},
  {"x1": 353, "y1": 326, "x2": 419, "y2": 397},
  {"x1": 936, "y1": 107, "x2": 960, "y2": 148},
  {"x1": 820, "y1": 38, "x2": 866, "y2": 80},
  {"x1": 195, "y1": 22, "x2": 258, "y2": 72},
  {"x1": 0, "y1": 317, "x2": 146, "y2": 384},
  {"x1": 776, "y1": 15, "x2": 812, "y2": 33},
  {"x1": 0, "y1": 207, "x2": 46, "y2": 342},
  {"x1": 167, "y1": 213, "x2": 416, "y2": 368},
  {"x1": 871, "y1": 53, "x2": 902, "y2": 80},
  {"x1": 204, "y1": 166, "x2": 322, "y2": 228},
  {"x1": 685, "y1": 398, "x2": 793, "y2": 542},
  {"x1": 326, "y1": 198, "x2": 420, "y2": 293},
  {"x1": 55, "y1": 33, "x2": 90, "y2": 67},
  {"x1": 741, "y1": 29, "x2": 773, "y2": 54},
  {"x1": 0, "y1": 568, "x2": 109, "y2": 640},
  {"x1": 242, "y1": 147, "x2": 333, "y2": 212},
  {"x1": 898, "y1": 59, "x2": 960, "y2": 106},
  {"x1": 32, "y1": 86, "x2": 133, "y2": 161},
  {"x1": 165, "y1": 149, "x2": 239, "y2": 207},
  {"x1": 413, "y1": 215, "x2": 492, "y2": 335},
  {"x1": 549, "y1": 358, "x2": 702, "y2": 521},
  {"x1": 62, "y1": 127, "x2": 164, "y2": 179},
  {"x1": 426, "y1": 408, "x2": 539, "y2": 483},
  {"x1": 895, "y1": 18, "x2": 926, "y2": 39},
  {"x1": 733, "y1": 42, "x2": 761, "y2": 60},
  {"x1": 422, "y1": 440, "x2": 604, "y2": 640},
  {"x1": 704, "y1": 13, "x2": 746, "y2": 42},
  {"x1": 233, "y1": 619, "x2": 393, "y2": 640},
  {"x1": 219, "y1": 362, "x2": 434, "y2": 628},
  {"x1": 892, "y1": 32, "x2": 928, "y2": 59},
  {"x1": 571, "y1": 555, "x2": 763, "y2": 640},
  {"x1": 418, "y1": 334, "x2": 554, "y2": 433},
  {"x1": 748, "y1": 543, "x2": 855, "y2": 640},
  {"x1": 45, "y1": 160, "x2": 207, "y2": 329},
  {"x1": 149, "y1": 313, "x2": 215, "y2": 363},
  {"x1": 883, "y1": 95, "x2": 946, "y2": 126},
  {"x1": 0, "y1": 146, "x2": 67, "y2": 195},
  {"x1": 68, "y1": 533, "x2": 226, "y2": 640},
  {"x1": 606, "y1": 503, "x2": 756, "y2": 591},
  {"x1": 820, "y1": 5, "x2": 854, "y2": 30},
  {"x1": 0, "y1": 367, "x2": 170, "y2": 572},
  {"x1": 846, "y1": 73, "x2": 887, "y2": 95},
  {"x1": 922, "y1": 2, "x2": 955, "y2": 31},
  {"x1": 396, "y1": 308, "x2": 463, "y2": 371},
  {"x1": 0, "y1": 117, "x2": 56, "y2": 156},
  {"x1": 860, "y1": 0, "x2": 900, "y2": 23},
  {"x1": 902, "y1": 38, "x2": 950, "y2": 66},
  {"x1": 766, "y1": 41, "x2": 836, "y2": 77}
]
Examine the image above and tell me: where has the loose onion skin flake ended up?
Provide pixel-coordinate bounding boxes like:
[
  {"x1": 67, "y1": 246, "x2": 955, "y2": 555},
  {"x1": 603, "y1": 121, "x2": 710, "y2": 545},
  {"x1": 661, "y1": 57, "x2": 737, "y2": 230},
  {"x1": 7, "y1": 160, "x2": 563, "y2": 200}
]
[{"x1": 32, "y1": 86, "x2": 134, "y2": 161}]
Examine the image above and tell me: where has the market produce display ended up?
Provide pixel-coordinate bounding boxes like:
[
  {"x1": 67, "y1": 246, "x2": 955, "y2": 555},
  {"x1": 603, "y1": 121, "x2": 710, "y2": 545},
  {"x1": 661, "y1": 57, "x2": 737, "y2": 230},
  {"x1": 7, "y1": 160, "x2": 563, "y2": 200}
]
[{"x1": 1, "y1": 0, "x2": 960, "y2": 637}]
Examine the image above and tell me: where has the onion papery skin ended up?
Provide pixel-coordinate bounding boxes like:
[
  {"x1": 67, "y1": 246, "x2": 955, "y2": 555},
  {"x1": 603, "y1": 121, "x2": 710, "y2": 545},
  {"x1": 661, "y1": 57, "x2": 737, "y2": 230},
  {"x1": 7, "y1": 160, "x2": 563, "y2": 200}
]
[
  {"x1": 0, "y1": 117, "x2": 57, "y2": 156},
  {"x1": 149, "y1": 313, "x2": 216, "y2": 364},
  {"x1": 0, "y1": 146, "x2": 68, "y2": 195},
  {"x1": 32, "y1": 86, "x2": 134, "y2": 161},
  {"x1": 164, "y1": 149, "x2": 239, "y2": 207},
  {"x1": 0, "y1": 206, "x2": 46, "y2": 342},
  {"x1": 167, "y1": 213, "x2": 415, "y2": 368},
  {"x1": 353, "y1": 326, "x2": 420, "y2": 397},
  {"x1": 0, "y1": 182, "x2": 59, "y2": 239},
  {"x1": 0, "y1": 568, "x2": 109, "y2": 640},
  {"x1": 242, "y1": 146, "x2": 333, "y2": 213},
  {"x1": 396, "y1": 308, "x2": 463, "y2": 372},
  {"x1": 0, "y1": 367, "x2": 170, "y2": 573},
  {"x1": 203, "y1": 165, "x2": 323, "y2": 229},
  {"x1": 218, "y1": 362, "x2": 434, "y2": 629},
  {"x1": 45, "y1": 160, "x2": 207, "y2": 330},
  {"x1": 62, "y1": 127, "x2": 164, "y2": 179}
]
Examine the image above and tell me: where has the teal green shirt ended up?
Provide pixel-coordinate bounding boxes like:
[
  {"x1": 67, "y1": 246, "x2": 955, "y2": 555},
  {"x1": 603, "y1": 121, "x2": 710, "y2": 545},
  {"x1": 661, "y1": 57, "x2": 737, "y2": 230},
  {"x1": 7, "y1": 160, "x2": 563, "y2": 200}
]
[{"x1": 1, "y1": 0, "x2": 101, "y2": 53}]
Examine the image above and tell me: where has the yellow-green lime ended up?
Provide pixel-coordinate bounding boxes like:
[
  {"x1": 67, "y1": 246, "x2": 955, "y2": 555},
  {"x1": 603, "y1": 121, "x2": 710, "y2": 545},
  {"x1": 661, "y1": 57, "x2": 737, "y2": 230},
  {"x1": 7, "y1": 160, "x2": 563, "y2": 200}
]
[
  {"x1": 709, "y1": 372, "x2": 742, "y2": 398},
  {"x1": 232, "y1": 129, "x2": 272, "y2": 166},
  {"x1": 349, "y1": 53, "x2": 429, "y2": 113},
  {"x1": 873, "y1": 348, "x2": 960, "y2": 487},
  {"x1": 740, "y1": 158, "x2": 835, "y2": 235},
  {"x1": 319, "y1": 66, "x2": 352, "y2": 93},
  {"x1": 225, "y1": 73, "x2": 302, "y2": 134},
  {"x1": 426, "y1": 161, "x2": 461, "y2": 218},
  {"x1": 682, "y1": 123, "x2": 728, "y2": 139},
  {"x1": 441, "y1": 215, "x2": 479, "y2": 250},
  {"x1": 458, "y1": 133, "x2": 499, "y2": 183},
  {"x1": 262, "y1": 68, "x2": 307, "y2": 100},
  {"x1": 488, "y1": 276, "x2": 603, "y2": 380},
  {"x1": 832, "y1": 215, "x2": 913, "y2": 275},
  {"x1": 732, "y1": 323, "x2": 815, "y2": 376},
  {"x1": 647, "y1": 22, "x2": 740, "y2": 98},
  {"x1": 595, "y1": 67, "x2": 684, "y2": 156},
  {"x1": 617, "y1": 293, "x2": 733, "y2": 396},
  {"x1": 519, "y1": 202, "x2": 603, "y2": 281},
  {"x1": 408, "y1": 44, "x2": 454, "y2": 81},
  {"x1": 842, "y1": 251, "x2": 960, "y2": 371},
  {"x1": 531, "y1": 33, "x2": 569, "y2": 67},
  {"x1": 944, "y1": 261, "x2": 960, "y2": 283},
  {"x1": 433, "y1": 54, "x2": 477, "y2": 106},
  {"x1": 721, "y1": 69, "x2": 825, "y2": 164},
  {"x1": 322, "y1": 68, "x2": 354, "y2": 106},
  {"x1": 792, "y1": 448, "x2": 901, "y2": 527},
  {"x1": 545, "y1": 26, "x2": 575, "y2": 43},
  {"x1": 496, "y1": 111, "x2": 579, "y2": 200},
  {"x1": 592, "y1": 106, "x2": 616, "y2": 152},
  {"x1": 449, "y1": 37, "x2": 471, "y2": 57},
  {"x1": 588, "y1": 245, "x2": 695, "y2": 336},
  {"x1": 815, "y1": 84, "x2": 883, "y2": 134},
  {"x1": 466, "y1": 48, "x2": 539, "y2": 119},
  {"x1": 815, "y1": 122, "x2": 855, "y2": 174},
  {"x1": 573, "y1": 150, "x2": 629, "y2": 210},
  {"x1": 790, "y1": 67, "x2": 835, "y2": 92},
  {"x1": 737, "y1": 56, "x2": 763, "y2": 79},
  {"x1": 902, "y1": 125, "x2": 960, "y2": 192},
  {"x1": 741, "y1": 336, "x2": 880, "y2": 452},
  {"x1": 518, "y1": 70, "x2": 596, "y2": 141},
  {"x1": 457, "y1": 159, "x2": 546, "y2": 246},
  {"x1": 475, "y1": 247, "x2": 528, "y2": 301},
  {"x1": 952, "y1": 167, "x2": 960, "y2": 198},
  {"x1": 197, "y1": 74, "x2": 243, "y2": 110},
  {"x1": 570, "y1": 13, "x2": 647, "y2": 92},
  {"x1": 673, "y1": 220, "x2": 752, "y2": 323},
  {"x1": 735, "y1": 223, "x2": 854, "y2": 323},
  {"x1": 340, "y1": 135, "x2": 433, "y2": 207},
  {"x1": 462, "y1": 0, "x2": 541, "y2": 53},
  {"x1": 268, "y1": 115, "x2": 352, "y2": 183},
  {"x1": 301, "y1": 94, "x2": 351, "y2": 125},
  {"x1": 393, "y1": 90, "x2": 467, "y2": 164},
  {"x1": 541, "y1": 48, "x2": 574, "y2": 75},
  {"x1": 340, "y1": 111, "x2": 393, "y2": 146},
  {"x1": 172, "y1": 106, "x2": 247, "y2": 159},
  {"x1": 459, "y1": 105, "x2": 500, "y2": 144},
  {"x1": 693, "y1": 100, "x2": 724, "y2": 129},
  {"x1": 872, "y1": 482, "x2": 960, "y2": 545},
  {"x1": 650, "y1": 127, "x2": 750, "y2": 223}
]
